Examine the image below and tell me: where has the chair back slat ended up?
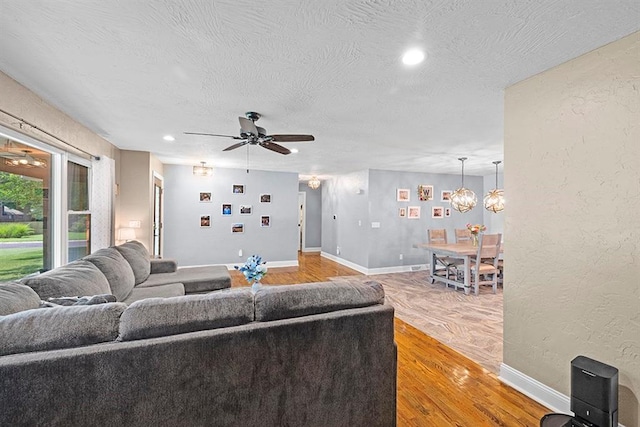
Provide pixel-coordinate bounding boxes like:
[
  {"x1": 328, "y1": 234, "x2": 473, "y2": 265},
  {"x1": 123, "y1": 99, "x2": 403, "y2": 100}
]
[
  {"x1": 455, "y1": 228, "x2": 472, "y2": 243},
  {"x1": 427, "y1": 229, "x2": 448, "y2": 244},
  {"x1": 477, "y1": 233, "x2": 502, "y2": 260}
]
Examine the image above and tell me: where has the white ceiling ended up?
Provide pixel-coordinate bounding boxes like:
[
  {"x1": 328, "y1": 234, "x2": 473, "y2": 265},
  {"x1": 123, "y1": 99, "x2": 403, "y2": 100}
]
[{"x1": 1, "y1": 1, "x2": 638, "y2": 178}]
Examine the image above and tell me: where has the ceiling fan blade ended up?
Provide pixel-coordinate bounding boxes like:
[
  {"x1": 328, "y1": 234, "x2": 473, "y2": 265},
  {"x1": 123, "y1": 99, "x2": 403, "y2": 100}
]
[
  {"x1": 223, "y1": 141, "x2": 249, "y2": 151},
  {"x1": 269, "y1": 134, "x2": 315, "y2": 142},
  {"x1": 238, "y1": 117, "x2": 259, "y2": 136},
  {"x1": 184, "y1": 132, "x2": 242, "y2": 140},
  {"x1": 260, "y1": 141, "x2": 291, "y2": 155}
]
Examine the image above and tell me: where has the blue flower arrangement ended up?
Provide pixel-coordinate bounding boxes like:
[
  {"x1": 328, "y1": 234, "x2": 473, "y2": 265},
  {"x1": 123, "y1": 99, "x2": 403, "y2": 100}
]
[{"x1": 235, "y1": 255, "x2": 267, "y2": 284}]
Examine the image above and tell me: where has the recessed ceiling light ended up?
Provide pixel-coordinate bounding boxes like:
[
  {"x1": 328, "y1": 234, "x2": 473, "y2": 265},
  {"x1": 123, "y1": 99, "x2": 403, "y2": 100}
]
[
  {"x1": 163, "y1": 135, "x2": 175, "y2": 142},
  {"x1": 290, "y1": 148, "x2": 299, "y2": 154},
  {"x1": 402, "y1": 49, "x2": 425, "y2": 66}
]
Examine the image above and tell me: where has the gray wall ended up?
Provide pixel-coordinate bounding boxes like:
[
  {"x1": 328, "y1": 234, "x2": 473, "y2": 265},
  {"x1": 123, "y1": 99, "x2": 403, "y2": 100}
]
[
  {"x1": 298, "y1": 182, "x2": 322, "y2": 249},
  {"x1": 322, "y1": 168, "x2": 487, "y2": 270},
  {"x1": 163, "y1": 165, "x2": 299, "y2": 266}
]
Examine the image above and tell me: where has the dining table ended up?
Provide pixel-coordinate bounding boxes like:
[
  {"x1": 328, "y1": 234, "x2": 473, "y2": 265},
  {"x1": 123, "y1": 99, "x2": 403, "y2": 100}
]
[{"x1": 417, "y1": 242, "x2": 503, "y2": 295}]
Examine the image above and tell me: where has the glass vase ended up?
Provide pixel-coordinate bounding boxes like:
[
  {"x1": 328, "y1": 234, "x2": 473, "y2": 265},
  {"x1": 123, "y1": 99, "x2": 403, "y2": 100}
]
[
  {"x1": 251, "y1": 281, "x2": 262, "y2": 293},
  {"x1": 471, "y1": 234, "x2": 479, "y2": 247}
]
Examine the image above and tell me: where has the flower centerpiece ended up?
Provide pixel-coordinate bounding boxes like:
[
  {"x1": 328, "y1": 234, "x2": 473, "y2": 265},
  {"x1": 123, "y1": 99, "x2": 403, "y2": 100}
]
[
  {"x1": 235, "y1": 255, "x2": 267, "y2": 291},
  {"x1": 466, "y1": 223, "x2": 486, "y2": 246}
]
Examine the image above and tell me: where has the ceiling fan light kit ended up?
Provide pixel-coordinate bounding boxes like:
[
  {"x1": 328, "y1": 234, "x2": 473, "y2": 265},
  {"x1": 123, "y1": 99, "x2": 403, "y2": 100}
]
[
  {"x1": 193, "y1": 161, "x2": 213, "y2": 177},
  {"x1": 450, "y1": 157, "x2": 477, "y2": 213},
  {"x1": 484, "y1": 160, "x2": 505, "y2": 213}
]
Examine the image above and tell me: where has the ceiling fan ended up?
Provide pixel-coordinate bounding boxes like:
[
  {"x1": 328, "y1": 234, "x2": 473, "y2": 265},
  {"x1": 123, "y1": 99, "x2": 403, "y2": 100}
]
[{"x1": 184, "y1": 112, "x2": 314, "y2": 155}]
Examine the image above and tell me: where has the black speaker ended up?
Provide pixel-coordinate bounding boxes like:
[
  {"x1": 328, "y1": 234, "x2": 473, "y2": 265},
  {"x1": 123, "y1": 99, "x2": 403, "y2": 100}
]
[{"x1": 570, "y1": 356, "x2": 618, "y2": 427}]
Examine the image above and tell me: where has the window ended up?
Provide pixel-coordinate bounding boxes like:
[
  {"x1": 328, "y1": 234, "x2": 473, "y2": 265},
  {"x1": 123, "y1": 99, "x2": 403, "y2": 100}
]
[
  {"x1": 67, "y1": 161, "x2": 91, "y2": 262},
  {"x1": 0, "y1": 127, "x2": 92, "y2": 280},
  {"x1": 0, "y1": 138, "x2": 52, "y2": 280}
]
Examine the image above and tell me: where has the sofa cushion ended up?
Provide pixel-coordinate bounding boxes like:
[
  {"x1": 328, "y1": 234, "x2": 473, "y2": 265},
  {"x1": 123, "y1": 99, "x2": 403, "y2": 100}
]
[
  {"x1": 137, "y1": 265, "x2": 231, "y2": 293},
  {"x1": 254, "y1": 280, "x2": 385, "y2": 322},
  {"x1": 0, "y1": 282, "x2": 41, "y2": 316},
  {"x1": 114, "y1": 240, "x2": 150, "y2": 285},
  {"x1": 20, "y1": 260, "x2": 111, "y2": 300},
  {"x1": 118, "y1": 288, "x2": 254, "y2": 341},
  {"x1": 83, "y1": 247, "x2": 136, "y2": 301},
  {"x1": 0, "y1": 302, "x2": 126, "y2": 356},
  {"x1": 121, "y1": 282, "x2": 185, "y2": 305}
]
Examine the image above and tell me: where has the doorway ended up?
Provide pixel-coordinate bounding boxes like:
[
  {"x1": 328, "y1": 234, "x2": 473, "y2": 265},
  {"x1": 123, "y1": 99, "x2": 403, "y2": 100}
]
[
  {"x1": 152, "y1": 173, "x2": 163, "y2": 258},
  {"x1": 298, "y1": 191, "x2": 306, "y2": 251}
]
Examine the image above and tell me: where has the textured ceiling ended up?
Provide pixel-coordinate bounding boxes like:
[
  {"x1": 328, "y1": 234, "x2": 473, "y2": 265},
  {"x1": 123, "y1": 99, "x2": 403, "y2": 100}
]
[{"x1": 1, "y1": 1, "x2": 638, "y2": 178}]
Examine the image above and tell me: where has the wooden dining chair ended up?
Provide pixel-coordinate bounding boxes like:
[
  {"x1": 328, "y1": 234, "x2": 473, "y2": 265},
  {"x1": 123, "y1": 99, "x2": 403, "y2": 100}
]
[
  {"x1": 454, "y1": 228, "x2": 472, "y2": 243},
  {"x1": 427, "y1": 229, "x2": 456, "y2": 282},
  {"x1": 469, "y1": 233, "x2": 502, "y2": 295}
]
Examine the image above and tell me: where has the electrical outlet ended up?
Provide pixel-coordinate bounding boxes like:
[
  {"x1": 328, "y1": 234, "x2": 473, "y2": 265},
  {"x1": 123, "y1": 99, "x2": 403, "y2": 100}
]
[
  {"x1": 337, "y1": 246, "x2": 341, "y2": 255},
  {"x1": 399, "y1": 254, "x2": 403, "y2": 260},
  {"x1": 238, "y1": 249, "x2": 243, "y2": 257}
]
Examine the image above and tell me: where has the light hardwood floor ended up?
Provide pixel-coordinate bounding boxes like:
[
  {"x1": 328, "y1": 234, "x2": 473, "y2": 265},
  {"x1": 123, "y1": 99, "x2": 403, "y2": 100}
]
[{"x1": 230, "y1": 252, "x2": 550, "y2": 426}]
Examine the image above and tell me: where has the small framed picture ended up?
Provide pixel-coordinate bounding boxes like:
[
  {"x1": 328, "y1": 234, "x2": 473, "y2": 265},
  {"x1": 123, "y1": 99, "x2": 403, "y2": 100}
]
[
  {"x1": 260, "y1": 194, "x2": 271, "y2": 203},
  {"x1": 232, "y1": 223, "x2": 244, "y2": 233},
  {"x1": 261, "y1": 215, "x2": 271, "y2": 227},
  {"x1": 441, "y1": 190, "x2": 452, "y2": 202},
  {"x1": 407, "y1": 206, "x2": 421, "y2": 219},
  {"x1": 398, "y1": 207, "x2": 407, "y2": 218},
  {"x1": 239, "y1": 205, "x2": 252, "y2": 215},
  {"x1": 199, "y1": 192, "x2": 212, "y2": 202},
  {"x1": 397, "y1": 188, "x2": 410, "y2": 202},
  {"x1": 200, "y1": 215, "x2": 211, "y2": 227},
  {"x1": 444, "y1": 207, "x2": 451, "y2": 217},
  {"x1": 222, "y1": 204, "x2": 232, "y2": 216},
  {"x1": 418, "y1": 185, "x2": 433, "y2": 201},
  {"x1": 232, "y1": 184, "x2": 245, "y2": 194},
  {"x1": 432, "y1": 207, "x2": 444, "y2": 218}
]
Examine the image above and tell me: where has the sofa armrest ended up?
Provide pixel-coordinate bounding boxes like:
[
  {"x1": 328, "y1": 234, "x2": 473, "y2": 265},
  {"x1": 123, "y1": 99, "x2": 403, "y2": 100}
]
[{"x1": 150, "y1": 259, "x2": 178, "y2": 274}]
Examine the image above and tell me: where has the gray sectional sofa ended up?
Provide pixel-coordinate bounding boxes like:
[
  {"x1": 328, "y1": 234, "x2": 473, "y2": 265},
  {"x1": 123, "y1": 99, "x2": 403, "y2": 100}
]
[
  {"x1": 21, "y1": 240, "x2": 232, "y2": 304},
  {"x1": 0, "y1": 280, "x2": 397, "y2": 426}
]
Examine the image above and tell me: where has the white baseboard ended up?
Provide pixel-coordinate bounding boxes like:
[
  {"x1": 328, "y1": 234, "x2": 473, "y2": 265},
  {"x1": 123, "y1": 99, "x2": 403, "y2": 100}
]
[
  {"x1": 320, "y1": 252, "x2": 427, "y2": 275},
  {"x1": 499, "y1": 363, "x2": 569, "y2": 413},
  {"x1": 302, "y1": 247, "x2": 321, "y2": 253},
  {"x1": 222, "y1": 259, "x2": 299, "y2": 270},
  {"x1": 499, "y1": 364, "x2": 626, "y2": 427}
]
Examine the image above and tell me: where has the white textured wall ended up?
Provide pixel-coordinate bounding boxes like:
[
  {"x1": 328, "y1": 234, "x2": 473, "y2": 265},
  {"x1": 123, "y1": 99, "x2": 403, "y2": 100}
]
[{"x1": 504, "y1": 32, "x2": 639, "y2": 426}]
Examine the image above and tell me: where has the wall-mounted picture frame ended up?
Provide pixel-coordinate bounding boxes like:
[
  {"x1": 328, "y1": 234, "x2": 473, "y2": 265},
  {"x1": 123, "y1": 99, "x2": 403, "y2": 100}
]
[
  {"x1": 222, "y1": 204, "x2": 232, "y2": 216},
  {"x1": 441, "y1": 190, "x2": 452, "y2": 202},
  {"x1": 199, "y1": 192, "x2": 212, "y2": 202},
  {"x1": 398, "y1": 207, "x2": 407, "y2": 218},
  {"x1": 232, "y1": 184, "x2": 245, "y2": 194},
  {"x1": 444, "y1": 207, "x2": 451, "y2": 217},
  {"x1": 418, "y1": 185, "x2": 434, "y2": 201},
  {"x1": 200, "y1": 215, "x2": 211, "y2": 227},
  {"x1": 239, "y1": 205, "x2": 252, "y2": 215},
  {"x1": 260, "y1": 194, "x2": 271, "y2": 203},
  {"x1": 432, "y1": 207, "x2": 444, "y2": 218},
  {"x1": 261, "y1": 215, "x2": 270, "y2": 227},
  {"x1": 397, "y1": 188, "x2": 410, "y2": 202},
  {"x1": 407, "y1": 206, "x2": 420, "y2": 219},
  {"x1": 232, "y1": 223, "x2": 244, "y2": 233}
]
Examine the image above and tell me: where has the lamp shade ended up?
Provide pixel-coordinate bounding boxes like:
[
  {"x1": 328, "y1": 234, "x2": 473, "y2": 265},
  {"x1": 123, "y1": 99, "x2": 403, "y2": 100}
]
[
  {"x1": 117, "y1": 227, "x2": 136, "y2": 241},
  {"x1": 484, "y1": 160, "x2": 504, "y2": 213},
  {"x1": 451, "y1": 157, "x2": 477, "y2": 213}
]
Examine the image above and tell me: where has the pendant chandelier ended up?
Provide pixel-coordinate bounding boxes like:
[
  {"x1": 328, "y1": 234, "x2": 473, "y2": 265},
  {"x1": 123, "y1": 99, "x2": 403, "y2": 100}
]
[
  {"x1": 308, "y1": 176, "x2": 321, "y2": 190},
  {"x1": 450, "y1": 157, "x2": 477, "y2": 213},
  {"x1": 193, "y1": 161, "x2": 213, "y2": 177},
  {"x1": 484, "y1": 160, "x2": 505, "y2": 213}
]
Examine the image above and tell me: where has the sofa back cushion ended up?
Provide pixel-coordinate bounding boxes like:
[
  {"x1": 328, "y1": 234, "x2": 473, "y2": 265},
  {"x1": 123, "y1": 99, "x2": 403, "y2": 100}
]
[
  {"x1": 118, "y1": 288, "x2": 254, "y2": 341},
  {"x1": 114, "y1": 240, "x2": 150, "y2": 285},
  {"x1": 0, "y1": 303, "x2": 126, "y2": 356},
  {"x1": 0, "y1": 282, "x2": 41, "y2": 316},
  {"x1": 254, "y1": 281, "x2": 385, "y2": 322},
  {"x1": 21, "y1": 260, "x2": 111, "y2": 300},
  {"x1": 84, "y1": 247, "x2": 135, "y2": 301}
]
